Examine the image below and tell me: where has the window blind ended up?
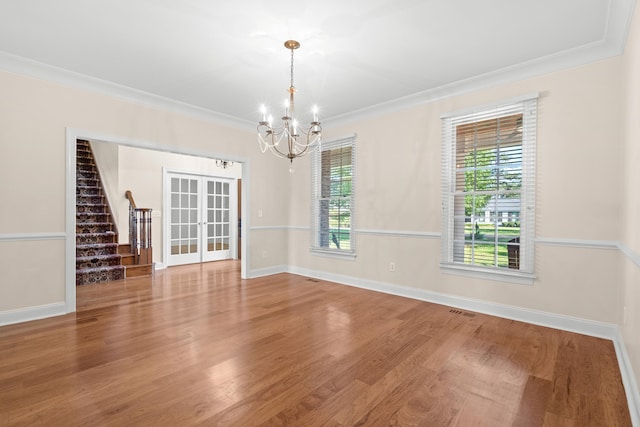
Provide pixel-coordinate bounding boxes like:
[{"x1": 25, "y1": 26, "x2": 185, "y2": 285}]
[
  {"x1": 311, "y1": 135, "x2": 356, "y2": 255},
  {"x1": 441, "y1": 96, "x2": 537, "y2": 275}
]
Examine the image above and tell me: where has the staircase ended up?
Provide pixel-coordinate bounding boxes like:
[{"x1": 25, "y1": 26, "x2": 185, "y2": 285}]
[
  {"x1": 76, "y1": 140, "x2": 125, "y2": 285},
  {"x1": 76, "y1": 140, "x2": 153, "y2": 285}
]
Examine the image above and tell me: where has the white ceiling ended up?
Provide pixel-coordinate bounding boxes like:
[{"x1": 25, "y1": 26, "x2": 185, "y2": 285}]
[{"x1": 0, "y1": 0, "x2": 635, "y2": 128}]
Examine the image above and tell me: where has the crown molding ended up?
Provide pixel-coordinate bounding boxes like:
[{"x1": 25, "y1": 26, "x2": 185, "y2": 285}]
[
  {"x1": 325, "y1": 0, "x2": 636, "y2": 127},
  {"x1": 0, "y1": 0, "x2": 634, "y2": 132},
  {"x1": 324, "y1": 41, "x2": 620, "y2": 127},
  {"x1": 0, "y1": 50, "x2": 254, "y2": 131}
]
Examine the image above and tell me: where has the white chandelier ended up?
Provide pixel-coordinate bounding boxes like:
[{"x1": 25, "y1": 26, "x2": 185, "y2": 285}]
[{"x1": 257, "y1": 40, "x2": 322, "y2": 166}]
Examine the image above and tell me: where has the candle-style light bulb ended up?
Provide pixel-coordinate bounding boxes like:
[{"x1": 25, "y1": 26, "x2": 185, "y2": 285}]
[
  {"x1": 260, "y1": 104, "x2": 266, "y2": 122},
  {"x1": 312, "y1": 105, "x2": 319, "y2": 122},
  {"x1": 268, "y1": 114, "x2": 273, "y2": 127},
  {"x1": 284, "y1": 99, "x2": 290, "y2": 117}
]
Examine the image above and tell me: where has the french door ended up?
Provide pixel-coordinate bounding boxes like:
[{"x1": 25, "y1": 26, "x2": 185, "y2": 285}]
[{"x1": 166, "y1": 172, "x2": 237, "y2": 266}]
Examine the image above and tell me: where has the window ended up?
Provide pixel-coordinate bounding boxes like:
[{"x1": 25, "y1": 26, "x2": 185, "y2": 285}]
[
  {"x1": 311, "y1": 135, "x2": 356, "y2": 257},
  {"x1": 441, "y1": 95, "x2": 537, "y2": 281}
]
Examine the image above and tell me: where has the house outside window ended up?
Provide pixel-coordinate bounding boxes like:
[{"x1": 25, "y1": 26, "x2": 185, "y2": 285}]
[
  {"x1": 311, "y1": 135, "x2": 356, "y2": 258},
  {"x1": 441, "y1": 95, "x2": 537, "y2": 282}
]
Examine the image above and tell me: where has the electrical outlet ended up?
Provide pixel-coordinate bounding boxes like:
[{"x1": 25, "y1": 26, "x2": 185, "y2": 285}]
[
  {"x1": 389, "y1": 262, "x2": 396, "y2": 272},
  {"x1": 258, "y1": 209, "x2": 263, "y2": 218},
  {"x1": 262, "y1": 250, "x2": 267, "y2": 258}
]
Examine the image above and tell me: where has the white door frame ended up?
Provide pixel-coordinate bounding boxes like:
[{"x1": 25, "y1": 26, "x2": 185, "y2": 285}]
[
  {"x1": 65, "y1": 128, "x2": 251, "y2": 313},
  {"x1": 164, "y1": 170, "x2": 239, "y2": 267}
]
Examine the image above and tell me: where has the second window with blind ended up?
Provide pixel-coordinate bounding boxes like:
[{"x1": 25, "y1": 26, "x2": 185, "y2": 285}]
[
  {"x1": 311, "y1": 135, "x2": 356, "y2": 257},
  {"x1": 441, "y1": 95, "x2": 537, "y2": 282}
]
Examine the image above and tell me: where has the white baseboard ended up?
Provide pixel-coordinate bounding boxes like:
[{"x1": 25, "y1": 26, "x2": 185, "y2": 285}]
[
  {"x1": 0, "y1": 302, "x2": 68, "y2": 327},
  {"x1": 288, "y1": 265, "x2": 617, "y2": 338},
  {"x1": 286, "y1": 265, "x2": 639, "y2": 425},
  {"x1": 248, "y1": 265, "x2": 288, "y2": 279},
  {"x1": 614, "y1": 329, "x2": 640, "y2": 427}
]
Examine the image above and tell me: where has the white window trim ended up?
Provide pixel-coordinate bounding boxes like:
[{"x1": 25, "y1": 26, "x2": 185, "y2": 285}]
[
  {"x1": 440, "y1": 94, "x2": 538, "y2": 284},
  {"x1": 310, "y1": 134, "x2": 356, "y2": 259}
]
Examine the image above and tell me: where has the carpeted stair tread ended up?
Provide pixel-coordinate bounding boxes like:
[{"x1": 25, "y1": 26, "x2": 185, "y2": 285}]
[
  {"x1": 76, "y1": 254, "x2": 121, "y2": 261},
  {"x1": 76, "y1": 222, "x2": 113, "y2": 227},
  {"x1": 77, "y1": 212, "x2": 110, "y2": 219},
  {"x1": 76, "y1": 232, "x2": 116, "y2": 241},
  {"x1": 77, "y1": 242, "x2": 118, "y2": 249},
  {"x1": 76, "y1": 211, "x2": 109, "y2": 217},
  {"x1": 76, "y1": 186, "x2": 102, "y2": 192},
  {"x1": 76, "y1": 202, "x2": 107, "y2": 208},
  {"x1": 76, "y1": 243, "x2": 119, "y2": 257},
  {"x1": 76, "y1": 197, "x2": 106, "y2": 205},
  {"x1": 76, "y1": 265, "x2": 124, "y2": 274},
  {"x1": 76, "y1": 254, "x2": 123, "y2": 269},
  {"x1": 76, "y1": 265, "x2": 125, "y2": 285},
  {"x1": 77, "y1": 224, "x2": 114, "y2": 234}
]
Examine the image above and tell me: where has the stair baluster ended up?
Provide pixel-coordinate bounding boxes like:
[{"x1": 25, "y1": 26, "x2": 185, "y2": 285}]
[
  {"x1": 138, "y1": 208, "x2": 152, "y2": 264},
  {"x1": 125, "y1": 191, "x2": 153, "y2": 266}
]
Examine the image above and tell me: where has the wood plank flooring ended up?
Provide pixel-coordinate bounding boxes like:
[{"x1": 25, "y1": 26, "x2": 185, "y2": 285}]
[{"x1": 0, "y1": 261, "x2": 632, "y2": 426}]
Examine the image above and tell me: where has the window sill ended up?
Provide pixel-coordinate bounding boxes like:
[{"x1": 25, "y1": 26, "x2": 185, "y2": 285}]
[
  {"x1": 440, "y1": 263, "x2": 535, "y2": 286},
  {"x1": 311, "y1": 248, "x2": 356, "y2": 260}
]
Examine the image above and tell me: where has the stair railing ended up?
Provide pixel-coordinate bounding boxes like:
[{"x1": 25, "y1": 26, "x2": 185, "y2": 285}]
[{"x1": 125, "y1": 190, "x2": 153, "y2": 265}]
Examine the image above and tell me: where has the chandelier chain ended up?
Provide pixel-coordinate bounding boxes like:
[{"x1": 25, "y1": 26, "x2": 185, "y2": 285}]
[{"x1": 290, "y1": 48, "x2": 295, "y2": 89}]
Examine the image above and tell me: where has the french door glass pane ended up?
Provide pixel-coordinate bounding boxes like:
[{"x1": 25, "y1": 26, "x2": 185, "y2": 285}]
[
  {"x1": 170, "y1": 177, "x2": 199, "y2": 256},
  {"x1": 204, "y1": 180, "x2": 231, "y2": 255}
]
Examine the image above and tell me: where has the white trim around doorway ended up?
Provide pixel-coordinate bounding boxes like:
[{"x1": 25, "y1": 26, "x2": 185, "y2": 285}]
[{"x1": 65, "y1": 128, "x2": 251, "y2": 314}]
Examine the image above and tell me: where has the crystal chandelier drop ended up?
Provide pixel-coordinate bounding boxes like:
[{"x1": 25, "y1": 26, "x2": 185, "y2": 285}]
[{"x1": 257, "y1": 40, "x2": 322, "y2": 166}]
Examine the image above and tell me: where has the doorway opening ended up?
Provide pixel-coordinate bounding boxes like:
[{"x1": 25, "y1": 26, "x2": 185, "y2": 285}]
[{"x1": 65, "y1": 128, "x2": 250, "y2": 313}]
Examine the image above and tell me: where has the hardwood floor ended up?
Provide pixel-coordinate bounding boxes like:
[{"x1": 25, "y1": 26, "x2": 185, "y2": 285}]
[{"x1": 0, "y1": 261, "x2": 632, "y2": 426}]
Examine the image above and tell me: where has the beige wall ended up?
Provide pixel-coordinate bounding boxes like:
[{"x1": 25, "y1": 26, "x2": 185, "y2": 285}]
[
  {"x1": 0, "y1": 69, "x2": 288, "y2": 313},
  {"x1": 290, "y1": 56, "x2": 625, "y2": 324},
  {"x1": 622, "y1": 0, "x2": 640, "y2": 400},
  {"x1": 90, "y1": 140, "x2": 121, "y2": 232},
  {"x1": 0, "y1": 239, "x2": 66, "y2": 311}
]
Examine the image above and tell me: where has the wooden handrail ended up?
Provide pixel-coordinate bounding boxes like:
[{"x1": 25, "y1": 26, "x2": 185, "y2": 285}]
[{"x1": 125, "y1": 190, "x2": 137, "y2": 208}]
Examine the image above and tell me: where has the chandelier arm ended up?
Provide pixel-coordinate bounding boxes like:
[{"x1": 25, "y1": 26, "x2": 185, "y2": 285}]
[
  {"x1": 258, "y1": 123, "x2": 283, "y2": 157},
  {"x1": 293, "y1": 125, "x2": 322, "y2": 145},
  {"x1": 269, "y1": 145, "x2": 290, "y2": 159},
  {"x1": 293, "y1": 133, "x2": 321, "y2": 157},
  {"x1": 257, "y1": 124, "x2": 276, "y2": 154},
  {"x1": 257, "y1": 130, "x2": 268, "y2": 154},
  {"x1": 266, "y1": 130, "x2": 295, "y2": 160}
]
